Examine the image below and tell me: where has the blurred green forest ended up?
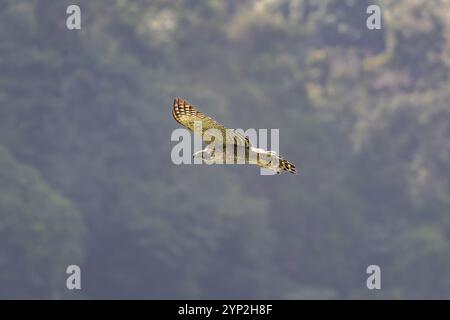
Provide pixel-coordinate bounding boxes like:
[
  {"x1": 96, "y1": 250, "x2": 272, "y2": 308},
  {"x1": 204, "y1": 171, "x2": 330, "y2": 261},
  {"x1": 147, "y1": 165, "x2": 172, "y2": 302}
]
[{"x1": 1, "y1": 0, "x2": 450, "y2": 299}]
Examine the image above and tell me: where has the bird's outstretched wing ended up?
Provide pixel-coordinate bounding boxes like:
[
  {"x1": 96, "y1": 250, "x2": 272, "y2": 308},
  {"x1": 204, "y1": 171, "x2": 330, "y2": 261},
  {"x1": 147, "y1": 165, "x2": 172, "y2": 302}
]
[{"x1": 172, "y1": 97, "x2": 250, "y2": 148}]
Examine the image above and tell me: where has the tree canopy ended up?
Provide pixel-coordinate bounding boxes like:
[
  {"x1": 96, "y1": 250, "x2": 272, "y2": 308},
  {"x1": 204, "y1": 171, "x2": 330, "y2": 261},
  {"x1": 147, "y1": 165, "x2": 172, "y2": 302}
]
[{"x1": 1, "y1": 0, "x2": 450, "y2": 299}]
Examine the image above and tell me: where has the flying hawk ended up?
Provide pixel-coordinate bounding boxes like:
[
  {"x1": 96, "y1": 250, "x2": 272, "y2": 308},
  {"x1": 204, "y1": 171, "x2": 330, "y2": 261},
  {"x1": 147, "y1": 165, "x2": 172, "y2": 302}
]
[{"x1": 172, "y1": 98, "x2": 297, "y2": 174}]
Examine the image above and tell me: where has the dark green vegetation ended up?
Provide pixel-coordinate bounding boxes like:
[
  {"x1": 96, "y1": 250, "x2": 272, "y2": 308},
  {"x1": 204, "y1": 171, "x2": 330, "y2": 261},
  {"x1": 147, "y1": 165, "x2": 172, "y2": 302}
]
[{"x1": 1, "y1": 0, "x2": 450, "y2": 298}]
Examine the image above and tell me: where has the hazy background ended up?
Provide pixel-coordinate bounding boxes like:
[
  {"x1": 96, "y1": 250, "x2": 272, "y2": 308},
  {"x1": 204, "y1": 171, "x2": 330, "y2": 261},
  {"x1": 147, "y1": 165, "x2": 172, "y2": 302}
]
[{"x1": 1, "y1": 0, "x2": 450, "y2": 299}]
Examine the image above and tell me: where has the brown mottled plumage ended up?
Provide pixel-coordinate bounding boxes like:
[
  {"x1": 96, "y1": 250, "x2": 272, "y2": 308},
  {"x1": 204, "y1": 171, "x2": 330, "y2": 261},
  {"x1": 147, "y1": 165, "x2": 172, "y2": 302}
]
[{"x1": 172, "y1": 98, "x2": 297, "y2": 174}]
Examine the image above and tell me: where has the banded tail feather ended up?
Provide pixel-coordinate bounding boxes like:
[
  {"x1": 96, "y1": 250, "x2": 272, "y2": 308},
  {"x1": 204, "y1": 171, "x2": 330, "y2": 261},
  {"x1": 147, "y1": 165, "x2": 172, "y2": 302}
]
[{"x1": 279, "y1": 158, "x2": 297, "y2": 174}]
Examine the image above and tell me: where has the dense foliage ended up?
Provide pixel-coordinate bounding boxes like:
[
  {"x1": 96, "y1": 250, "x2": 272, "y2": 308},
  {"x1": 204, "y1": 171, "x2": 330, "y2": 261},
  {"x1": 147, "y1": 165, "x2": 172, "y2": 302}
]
[{"x1": 1, "y1": 0, "x2": 450, "y2": 298}]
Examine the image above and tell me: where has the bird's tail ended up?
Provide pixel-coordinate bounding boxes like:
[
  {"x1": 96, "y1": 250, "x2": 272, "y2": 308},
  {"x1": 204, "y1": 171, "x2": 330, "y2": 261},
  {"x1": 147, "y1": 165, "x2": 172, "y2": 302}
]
[{"x1": 279, "y1": 158, "x2": 297, "y2": 174}]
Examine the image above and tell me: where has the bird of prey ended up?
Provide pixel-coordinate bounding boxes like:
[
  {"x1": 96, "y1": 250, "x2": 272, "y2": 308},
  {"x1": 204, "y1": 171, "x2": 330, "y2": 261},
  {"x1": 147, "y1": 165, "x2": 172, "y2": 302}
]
[{"x1": 172, "y1": 98, "x2": 297, "y2": 174}]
